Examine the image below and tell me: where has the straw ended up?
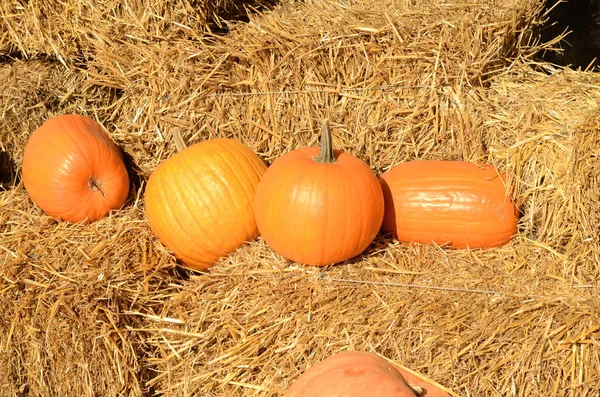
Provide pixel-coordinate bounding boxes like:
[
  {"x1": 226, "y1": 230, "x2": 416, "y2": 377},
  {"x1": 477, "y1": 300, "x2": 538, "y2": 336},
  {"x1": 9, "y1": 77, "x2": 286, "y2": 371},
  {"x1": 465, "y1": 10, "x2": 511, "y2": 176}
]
[{"x1": 1, "y1": 0, "x2": 599, "y2": 395}]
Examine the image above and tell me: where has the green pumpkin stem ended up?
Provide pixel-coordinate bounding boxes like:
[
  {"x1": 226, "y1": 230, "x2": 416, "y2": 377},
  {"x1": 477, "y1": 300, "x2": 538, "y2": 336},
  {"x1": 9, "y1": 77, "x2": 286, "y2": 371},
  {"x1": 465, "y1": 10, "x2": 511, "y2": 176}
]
[{"x1": 314, "y1": 119, "x2": 336, "y2": 164}]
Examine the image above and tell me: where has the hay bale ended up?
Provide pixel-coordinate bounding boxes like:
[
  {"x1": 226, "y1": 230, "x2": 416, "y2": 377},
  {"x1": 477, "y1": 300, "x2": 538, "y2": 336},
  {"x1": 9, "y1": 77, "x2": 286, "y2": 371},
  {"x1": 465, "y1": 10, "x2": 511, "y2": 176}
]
[
  {"x1": 80, "y1": 0, "x2": 547, "y2": 174},
  {"x1": 76, "y1": 1, "x2": 596, "y2": 396},
  {"x1": 484, "y1": 67, "x2": 600, "y2": 270},
  {"x1": 0, "y1": 189, "x2": 181, "y2": 396},
  {"x1": 0, "y1": 59, "x2": 119, "y2": 168},
  {"x1": 1, "y1": 0, "x2": 599, "y2": 396},
  {"x1": 0, "y1": 0, "x2": 277, "y2": 62},
  {"x1": 0, "y1": 59, "x2": 167, "y2": 397},
  {"x1": 140, "y1": 241, "x2": 600, "y2": 396}
]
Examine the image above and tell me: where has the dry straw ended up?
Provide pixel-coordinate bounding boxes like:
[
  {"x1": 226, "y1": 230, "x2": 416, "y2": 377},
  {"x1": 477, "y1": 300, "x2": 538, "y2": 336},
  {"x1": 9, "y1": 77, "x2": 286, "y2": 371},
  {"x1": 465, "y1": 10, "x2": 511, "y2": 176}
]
[
  {"x1": 1, "y1": 0, "x2": 599, "y2": 396},
  {"x1": 0, "y1": 0, "x2": 277, "y2": 62}
]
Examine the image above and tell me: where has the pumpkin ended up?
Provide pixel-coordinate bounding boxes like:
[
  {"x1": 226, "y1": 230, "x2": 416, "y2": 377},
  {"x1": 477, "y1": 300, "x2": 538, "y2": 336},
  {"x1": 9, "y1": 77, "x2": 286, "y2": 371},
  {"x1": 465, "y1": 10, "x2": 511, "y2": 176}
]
[
  {"x1": 283, "y1": 351, "x2": 451, "y2": 397},
  {"x1": 254, "y1": 120, "x2": 384, "y2": 266},
  {"x1": 144, "y1": 138, "x2": 267, "y2": 270},
  {"x1": 379, "y1": 160, "x2": 519, "y2": 248},
  {"x1": 22, "y1": 114, "x2": 130, "y2": 223}
]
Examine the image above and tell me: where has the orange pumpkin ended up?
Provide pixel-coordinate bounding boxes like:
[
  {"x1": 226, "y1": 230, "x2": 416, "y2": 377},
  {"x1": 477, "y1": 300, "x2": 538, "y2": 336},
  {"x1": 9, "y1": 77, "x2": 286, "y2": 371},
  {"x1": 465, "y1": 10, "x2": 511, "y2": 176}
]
[
  {"x1": 254, "y1": 120, "x2": 384, "y2": 266},
  {"x1": 380, "y1": 160, "x2": 518, "y2": 248},
  {"x1": 22, "y1": 114, "x2": 130, "y2": 223},
  {"x1": 144, "y1": 138, "x2": 267, "y2": 270},
  {"x1": 283, "y1": 351, "x2": 451, "y2": 397}
]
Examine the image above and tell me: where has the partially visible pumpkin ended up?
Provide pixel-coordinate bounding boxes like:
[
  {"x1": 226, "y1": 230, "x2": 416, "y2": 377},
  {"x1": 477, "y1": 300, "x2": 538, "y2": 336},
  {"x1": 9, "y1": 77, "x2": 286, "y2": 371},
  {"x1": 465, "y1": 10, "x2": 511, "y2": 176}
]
[
  {"x1": 22, "y1": 114, "x2": 130, "y2": 223},
  {"x1": 283, "y1": 351, "x2": 451, "y2": 397},
  {"x1": 144, "y1": 138, "x2": 267, "y2": 270},
  {"x1": 254, "y1": 120, "x2": 384, "y2": 266},
  {"x1": 380, "y1": 160, "x2": 519, "y2": 248}
]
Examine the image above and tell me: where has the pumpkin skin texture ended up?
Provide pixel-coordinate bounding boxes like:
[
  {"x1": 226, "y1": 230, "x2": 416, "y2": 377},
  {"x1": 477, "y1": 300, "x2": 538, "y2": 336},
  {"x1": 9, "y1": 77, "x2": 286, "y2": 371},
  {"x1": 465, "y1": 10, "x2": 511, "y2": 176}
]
[
  {"x1": 380, "y1": 160, "x2": 518, "y2": 248},
  {"x1": 254, "y1": 121, "x2": 384, "y2": 266},
  {"x1": 144, "y1": 139, "x2": 267, "y2": 270},
  {"x1": 282, "y1": 351, "x2": 450, "y2": 397},
  {"x1": 22, "y1": 114, "x2": 130, "y2": 224}
]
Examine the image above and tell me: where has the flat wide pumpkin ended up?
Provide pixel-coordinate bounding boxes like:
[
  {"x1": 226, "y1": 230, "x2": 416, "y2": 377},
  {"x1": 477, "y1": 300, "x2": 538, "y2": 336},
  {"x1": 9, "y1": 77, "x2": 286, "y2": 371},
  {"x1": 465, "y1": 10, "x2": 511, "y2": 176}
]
[
  {"x1": 22, "y1": 114, "x2": 130, "y2": 223},
  {"x1": 144, "y1": 138, "x2": 267, "y2": 270},
  {"x1": 283, "y1": 351, "x2": 450, "y2": 397},
  {"x1": 380, "y1": 160, "x2": 519, "y2": 248},
  {"x1": 254, "y1": 121, "x2": 384, "y2": 266}
]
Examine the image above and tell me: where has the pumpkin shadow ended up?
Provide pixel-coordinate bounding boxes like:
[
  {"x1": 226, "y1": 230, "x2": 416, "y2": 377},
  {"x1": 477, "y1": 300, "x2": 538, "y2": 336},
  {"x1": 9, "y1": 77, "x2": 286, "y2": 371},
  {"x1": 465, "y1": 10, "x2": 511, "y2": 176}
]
[
  {"x1": 210, "y1": 0, "x2": 281, "y2": 35},
  {"x1": 171, "y1": 264, "x2": 195, "y2": 281},
  {"x1": 0, "y1": 151, "x2": 16, "y2": 190},
  {"x1": 341, "y1": 233, "x2": 397, "y2": 267},
  {"x1": 120, "y1": 150, "x2": 145, "y2": 205},
  {"x1": 290, "y1": 233, "x2": 396, "y2": 271}
]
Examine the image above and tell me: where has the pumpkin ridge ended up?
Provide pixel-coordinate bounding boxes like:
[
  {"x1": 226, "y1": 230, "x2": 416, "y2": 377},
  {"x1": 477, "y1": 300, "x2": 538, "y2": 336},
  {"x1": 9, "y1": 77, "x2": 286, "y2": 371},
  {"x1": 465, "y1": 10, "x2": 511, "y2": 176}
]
[
  {"x1": 292, "y1": 163, "x2": 319, "y2": 263},
  {"x1": 270, "y1": 158, "x2": 301, "y2": 222},
  {"x1": 319, "y1": 166, "x2": 332, "y2": 263},
  {"x1": 337, "y1": 165, "x2": 354, "y2": 261},
  {"x1": 359, "y1": 168, "x2": 377, "y2": 255},
  {"x1": 176, "y1": 155, "x2": 226, "y2": 259},
  {"x1": 26, "y1": 131, "x2": 82, "y2": 194},
  {"x1": 30, "y1": 131, "x2": 73, "y2": 165},
  {"x1": 189, "y1": 146, "x2": 251, "y2": 252},
  {"x1": 212, "y1": 141, "x2": 261, "y2": 239},
  {"x1": 157, "y1": 165, "x2": 218, "y2": 263},
  {"x1": 66, "y1": 120, "x2": 105, "y2": 174},
  {"x1": 93, "y1": 163, "x2": 129, "y2": 205},
  {"x1": 83, "y1": 189, "x2": 104, "y2": 221},
  {"x1": 69, "y1": 126, "x2": 119, "y2": 202},
  {"x1": 146, "y1": 170, "x2": 182, "y2": 257},
  {"x1": 264, "y1": 162, "x2": 289, "y2": 237},
  {"x1": 396, "y1": 218, "x2": 516, "y2": 230},
  {"x1": 348, "y1": 158, "x2": 383, "y2": 251},
  {"x1": 258, "y1": 160, "x2": 310, "y2": 262},
  {"x1": 343, "y1": 167, "x2": 366, "y2": 255},
  {"x1": 194, "y1": 147, "x2": 239, "y2": 222}
]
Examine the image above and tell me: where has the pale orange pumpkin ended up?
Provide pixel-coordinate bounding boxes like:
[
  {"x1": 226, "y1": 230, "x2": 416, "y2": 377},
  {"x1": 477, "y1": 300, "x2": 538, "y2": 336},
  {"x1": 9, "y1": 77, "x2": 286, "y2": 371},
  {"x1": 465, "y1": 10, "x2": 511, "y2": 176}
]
[
  {"x1": 283, "y1": 351, "x2": 451, "y2": 397},
  {"x1": 254, "y1": 120, "x2": 384, "y2": 266},
  {"x1": 380, "y1": 160, "x2": 519, "y2": 248},
  {"x1": 22, "y1": 114, "x2": 130, "y2": 223},
  {"x1": 144, "y1": 138, "x2": 267, "y2": 270}
]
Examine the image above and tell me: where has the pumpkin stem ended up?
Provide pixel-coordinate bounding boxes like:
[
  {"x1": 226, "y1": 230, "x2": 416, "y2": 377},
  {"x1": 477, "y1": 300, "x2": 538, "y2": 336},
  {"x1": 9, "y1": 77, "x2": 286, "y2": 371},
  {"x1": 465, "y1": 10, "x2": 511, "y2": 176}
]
[
  {"x1": 313, "y1": 119, "x2": 336, "y2": 164},
  {"x1": 88, "y1": 177, "x2": 106, "y2": 198}
]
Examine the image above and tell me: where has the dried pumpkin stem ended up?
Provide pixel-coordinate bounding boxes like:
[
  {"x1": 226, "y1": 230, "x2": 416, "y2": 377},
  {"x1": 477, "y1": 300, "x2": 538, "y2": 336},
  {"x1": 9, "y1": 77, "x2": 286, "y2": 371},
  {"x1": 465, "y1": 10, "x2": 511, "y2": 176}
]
[
  {"x1": 313, "y1": 119, "x2": 336, "y2": 164},
  {"x1": 88, "y1": 177, "x2": 106, "y2": 198}
]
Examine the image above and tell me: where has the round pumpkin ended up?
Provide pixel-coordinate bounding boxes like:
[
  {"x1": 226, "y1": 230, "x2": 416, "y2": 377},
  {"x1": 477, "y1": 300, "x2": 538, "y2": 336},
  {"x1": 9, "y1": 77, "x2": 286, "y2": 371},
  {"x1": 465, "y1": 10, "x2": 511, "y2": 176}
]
[
  {"x1": 379, "y1": 160, "x2": 519, "y2": 248},
  {"x1": 22, "y1": 114, "x2": 130, "y2": 223},
  {"x1": 144, "y1": 138, "x2": 267, "y2": 270},
  {"x1": 283, "y1": 351, "x2": 451, "y2": 397},
  {"x1": 254, "y1": 120, "x2": 384, "y2": 266}
]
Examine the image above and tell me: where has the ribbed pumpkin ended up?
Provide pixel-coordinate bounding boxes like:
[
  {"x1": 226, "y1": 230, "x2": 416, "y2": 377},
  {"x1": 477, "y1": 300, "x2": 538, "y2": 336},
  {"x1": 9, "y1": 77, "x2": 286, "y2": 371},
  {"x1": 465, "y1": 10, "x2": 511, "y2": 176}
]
[
  {"x1": 283, "y1": 351, "x2": 450, "y2": 397},
  {"x1": 22, "y1": 114, "x2": 130, "y2": 223},
  {"x1": 254, "y1": 120, "x2": 384, "y2": 266},
  {"x1": 380, "y1": 160, "x2": 519, "y2": 248},
  {"x1": 144, "y1": 138, "x2": 267, "y2": 270}
]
